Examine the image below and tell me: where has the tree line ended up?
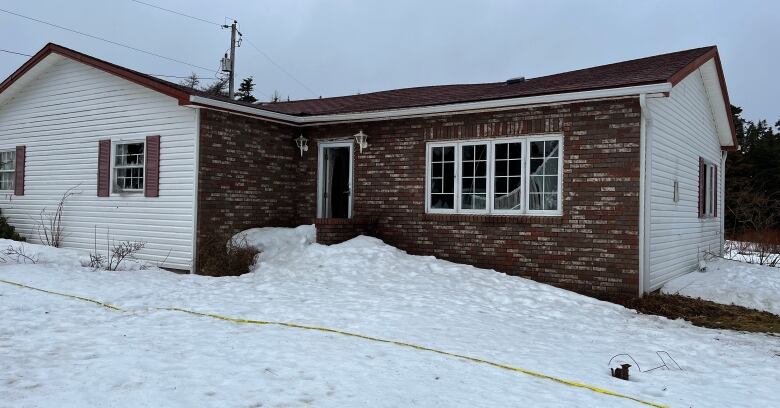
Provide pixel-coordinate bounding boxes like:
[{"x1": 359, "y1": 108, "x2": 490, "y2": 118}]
[
  {"x1": 726, "y1": 105, "x2": 780, "y2": 236},
  {"x1": 179, "y1": 73, "x2": 287, "y2": 103}
]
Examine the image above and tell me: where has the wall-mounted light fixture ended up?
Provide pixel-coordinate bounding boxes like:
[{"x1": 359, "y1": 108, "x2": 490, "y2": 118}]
[
  {"x1": 295, "y1": 134, "x2": 308, "y2": 157},
  {"x1": 354, "y1": 130, "x2": 368, "y2": 153}
]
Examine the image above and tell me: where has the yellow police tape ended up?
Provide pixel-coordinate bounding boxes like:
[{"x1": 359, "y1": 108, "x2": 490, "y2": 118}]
[{"x1": 0, "y1": 278, "x2": 667, "y2": 408}]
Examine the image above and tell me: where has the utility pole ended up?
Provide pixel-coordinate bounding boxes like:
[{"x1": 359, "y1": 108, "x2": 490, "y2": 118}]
[
  {"x1": 228, "y1": 20, "x2": 237, "y2": 99},
  {"x1": 221, "y1": 20, "x2": 240, "y2": 99}
]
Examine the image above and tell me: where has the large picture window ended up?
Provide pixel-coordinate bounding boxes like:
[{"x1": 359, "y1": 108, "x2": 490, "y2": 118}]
[
  {"x1": 113, "y1": 142, "x2": 145, "y2": 192},
  {"x1": 0, "y1": 150, "x2": 15, "y2": 191},
  {"x1": 426, "y1": 135, "x2": 563, "y2": 215}
]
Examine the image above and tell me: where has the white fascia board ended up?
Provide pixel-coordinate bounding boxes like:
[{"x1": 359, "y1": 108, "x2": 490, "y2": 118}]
[{"x1": 188, "y1": 82, "x2": 673, "y2": 126}]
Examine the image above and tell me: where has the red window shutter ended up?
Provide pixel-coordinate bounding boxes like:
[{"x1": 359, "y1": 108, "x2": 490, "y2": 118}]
[
  {"x1": 145, "y1": 135, "x2": 160, "y2": 198},
  {"x1": 713, "y1": 165, "x2": 718, "y2": 217},
  {"x1": 14, "y1": 145, "x2": 25, "y2": 196},
  {"x1": 97, "y1": 139, "x2": 111, "y2": 197},
  {"x1": 698, "y1": 157, "x2": 705, "y2": 218}
]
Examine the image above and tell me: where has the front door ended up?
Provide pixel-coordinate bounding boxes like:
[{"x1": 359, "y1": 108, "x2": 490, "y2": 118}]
[{"x1": 318, "y1": 142, "x2": 352, "y2": 218}]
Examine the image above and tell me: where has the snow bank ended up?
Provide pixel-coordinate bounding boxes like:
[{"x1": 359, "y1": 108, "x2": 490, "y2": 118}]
[
  {"x1": 2, "y1": 228, "x2": 779, "y2": 407},
  {"x1": 0, "y1": 239, "x2": 90, "y2": 269},
  {"x1": 662, "y1": 258, "x2": 780, "y2": 315},
  {"x1": 232, "y1": 224, "x2": 315, "y2": 260}
]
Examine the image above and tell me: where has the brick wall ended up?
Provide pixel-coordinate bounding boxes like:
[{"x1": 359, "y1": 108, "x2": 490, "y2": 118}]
[
  {"x1": 297, "y1": 98, "x2": 642, "y2": 298},
  {"x1": 195, "y1": 109, "x2": 302, "y2": 272},
  {"x1": 315, "y1": 218, "x2": 378, "y2": 245}
]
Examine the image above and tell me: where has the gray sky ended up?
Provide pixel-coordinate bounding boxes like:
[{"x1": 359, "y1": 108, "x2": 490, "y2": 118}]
[{"x1": 1, "y1": 0, "x2": 778, "y2": 121}]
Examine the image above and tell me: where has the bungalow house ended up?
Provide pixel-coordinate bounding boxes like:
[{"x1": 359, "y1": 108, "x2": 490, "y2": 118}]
[{"x1": 0, "y1": 43, "x2": 736, "y2": 299}]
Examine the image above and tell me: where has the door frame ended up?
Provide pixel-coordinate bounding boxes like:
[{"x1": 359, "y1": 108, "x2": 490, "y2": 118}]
[{"x1": 317, "y1": 140, "x2": 354, "y2": 218}]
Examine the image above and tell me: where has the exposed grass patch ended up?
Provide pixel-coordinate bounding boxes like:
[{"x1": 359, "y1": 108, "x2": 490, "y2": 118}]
[{"x1": 621, "y1": 292, "x2": 780, "y2": 334}]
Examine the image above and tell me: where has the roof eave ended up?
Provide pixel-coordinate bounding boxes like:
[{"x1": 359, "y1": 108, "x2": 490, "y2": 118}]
[
  {"x1": 0, "y1": 43, "x2": 193, "y2": 105},
  {"x1": 189, "y1": 82, "x2": 673, "y2": 126}
]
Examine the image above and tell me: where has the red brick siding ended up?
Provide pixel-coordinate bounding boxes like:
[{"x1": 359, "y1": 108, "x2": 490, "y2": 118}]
[
  {"x1": 315, "y1": 218, "x2": 377, "y2": 245},
  {"x1": 195, "y1": 110, "x2": 301, "y2": 271},
  {"x1": 297, "y1": 98, "x2": 642, "y2": 298}
]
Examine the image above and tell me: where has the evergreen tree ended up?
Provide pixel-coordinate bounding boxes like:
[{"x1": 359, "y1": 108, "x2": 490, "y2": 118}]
[
  {"x1": 0, "y1": 209, "x2": 24, "y2": 241},
  {"x1": 235, "y1": 77, "x2": 258, "y2": 103},
  {"x1": 725, "y1": 105, "x2": 780, "y2": 235},
  {"x1": 199, "y1": 74, "x2": 229, "y2": 97},
  {"x1": 179, "y1": 72, "x2": 200, "y2": 89}
]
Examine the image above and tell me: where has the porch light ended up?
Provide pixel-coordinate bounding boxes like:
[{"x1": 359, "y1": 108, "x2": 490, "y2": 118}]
[
  {"x1": 354, "y1": 130, "x2": 368, "y2": 153},
  {"x1": 295, "y1": 134, "x2": 308, "y2": 157}
]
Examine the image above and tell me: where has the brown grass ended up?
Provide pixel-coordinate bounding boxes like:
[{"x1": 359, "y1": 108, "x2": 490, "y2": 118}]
[{"x1": 621, "y1": 293, "x2": 780, "y2": 334}]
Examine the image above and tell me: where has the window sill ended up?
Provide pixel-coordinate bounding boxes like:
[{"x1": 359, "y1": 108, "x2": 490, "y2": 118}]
[{"x1": 422, "y1": 213, "x2": 563, "y2": 224}]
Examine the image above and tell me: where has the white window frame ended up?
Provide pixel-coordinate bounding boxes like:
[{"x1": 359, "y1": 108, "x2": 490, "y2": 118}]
[
  {"x1": 111, "y1": 140, "x2": 147, "y2": 194},
  {"x1": 0, "y1": 149, "x2": 15, "y2": 192},
  {"x1": 425, "y1": 134, "x2": 563, "y2": 216}
]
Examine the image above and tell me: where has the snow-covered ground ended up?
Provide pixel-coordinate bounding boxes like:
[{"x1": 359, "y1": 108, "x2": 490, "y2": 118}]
[
  {"x1": 662, "y1": 258, "x2": 780, "y2": 316},
  {"x1": 1, "y1": 232, "x2": 779, "y2": 407}
]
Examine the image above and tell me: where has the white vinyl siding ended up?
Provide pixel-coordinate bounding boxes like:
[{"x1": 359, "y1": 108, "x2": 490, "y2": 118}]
[
  {"x1": 645, "y1": 70, "x2": 724, "y2": 291},
  {"x1": 0, "y1": 56, "x2": 197, "y2": 270}
]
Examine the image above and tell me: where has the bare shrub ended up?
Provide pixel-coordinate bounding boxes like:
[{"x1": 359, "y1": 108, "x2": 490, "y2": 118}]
[
  {"x1": 727, "y1": 187, "x2": 780, "y2": 236},
  {"x1": 35, "y1": 186, "x2": 79, "y2": 247},
  {"x1": 197, "y1": 232, "x2": 259, "y2": 277},
  {"x1": 725, "y1": 230, "x2": 780, "y2": 267},
  {"x1": 3, "y1": 244, "x2": 38, "y2": 264},
  {"x1": 88, "y1": 225, "x2": 147, "y2": 271}
]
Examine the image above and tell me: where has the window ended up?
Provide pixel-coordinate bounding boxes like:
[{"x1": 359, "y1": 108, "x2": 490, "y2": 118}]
[
  {"x1": 0, "y1": 150, "x2": 15, "y2": 191},
  {"x1": 113, "y1": 142, "x2": 145, "y2": 192},
  {"x1": 426, "y1": 136, "x2": 563, "y2": 215},
  {"x1": 699, "y1": 158, "x2": 717, "y2": 218}
]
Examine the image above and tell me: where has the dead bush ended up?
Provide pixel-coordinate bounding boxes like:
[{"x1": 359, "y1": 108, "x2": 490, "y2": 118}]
[
  {"x1": 88, "y1": 226, "x2": 147, "y2": 271},
  {"x1": 35, "y1": 185, "x2": 79, "y2": 247},
  {"x1": 197, "y1": 233, "x2": 259, "y2": 277},
  {"x1": 725, "y1": 229, "x2": 780, "y2": 267},
  {"x1": 1, "y1": 244, "x2": 38, "y2": 264}
]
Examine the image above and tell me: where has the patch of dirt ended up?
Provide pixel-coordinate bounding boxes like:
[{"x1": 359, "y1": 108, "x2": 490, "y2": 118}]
[{"x1": 620, "y1": 292, "x2": 780, "y2": 334}]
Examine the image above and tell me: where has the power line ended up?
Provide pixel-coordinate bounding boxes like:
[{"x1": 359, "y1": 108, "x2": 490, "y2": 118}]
[
  {"x1": 130, "y1": 0, "x2": 221, "y2": 27},
  {"x1": 1, "y1": 49, "x2": 32, "y2": 57},
  {"x1": 127, "y1": 0, "x2": 318, "y2": 97},
  {"x1": 243, "y1": 38, "x2": 317, "y2": 97},
  {"x1": 0, "y1": 7, "x2": 214, "y2": 73}
]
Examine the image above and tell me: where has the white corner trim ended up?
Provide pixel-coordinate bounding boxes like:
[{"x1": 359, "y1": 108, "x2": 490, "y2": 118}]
[
  {"x1": 188, "y1": 83, "x2": 673, "y2": 126},
  {"x1": 638, "y1": 93, "x2": 650, "y2": 296}
]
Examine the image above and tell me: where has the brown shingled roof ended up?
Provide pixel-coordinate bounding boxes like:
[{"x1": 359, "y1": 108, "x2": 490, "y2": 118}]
[{"x1": 259, "y1": 46, "x2": 716, "y2": 116}]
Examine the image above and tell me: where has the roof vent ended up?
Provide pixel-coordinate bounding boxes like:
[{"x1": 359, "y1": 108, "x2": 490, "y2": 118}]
[{"x1": 506, "y1": 76, "x2": 526, "y2": 84}]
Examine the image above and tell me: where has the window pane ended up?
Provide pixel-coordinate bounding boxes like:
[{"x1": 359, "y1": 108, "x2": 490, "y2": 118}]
[
  {"x1": 545, "y1": 140, "x2": 559, "y2": 157},
  {"x1": 544, "y1": 194, "x2": 558, "y2": 211},
  {"x1": 509, "y1": 142, "x2": 523, "y2": 159},
  {"x1": 495, "y1": 160, "x2": 507, "y2": 177},
  {"x1": 0, "y1": 151, "x2": 15, "y2": 171},
  {"x1": 431, "y1": 194, "x2": 454, "y2": 209},
  {"x1": 495, "y1": 143, "x2": 508, "y2": 159},
  {"x1": 432, "y1": 163, "x2": 442, "y2": 178},
  {"x1": 0, "y1": 171, "x2": 14, "y2": 191},
  {"x1": 493, "y1": 142, "x2": 522, "y2": 211},
  {"x1": 443, "y1": 163, "x2": 454, "y2": 193},
  {"x1": 461, "y1": 144, "x2": 488, "y2": 211},
  {"x1": 530, "y1": 141, "x2": 544, "y2": 157},
  {"x1": 529, "y1": 193, "x2": 543, "y2": 210},
  {"x1": 430, "y1": 146, "x2": 456, "y2": 208},
  {"x1": 509, "y1": 159, "x2": 522, "y2": 175},
  {"x1": 443, "y1": 146, "x2": 454, "y2": 161}
]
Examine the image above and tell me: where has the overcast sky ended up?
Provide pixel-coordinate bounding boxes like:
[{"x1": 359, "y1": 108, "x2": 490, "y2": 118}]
[{"x1": 1, "y1": 0, "x2": 778, "y2": 121}]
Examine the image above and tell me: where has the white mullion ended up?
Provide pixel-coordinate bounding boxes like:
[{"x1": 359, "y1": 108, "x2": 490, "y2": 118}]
[{"x1": 454, "y1": 143, "x2": 461, "y2": 213}]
